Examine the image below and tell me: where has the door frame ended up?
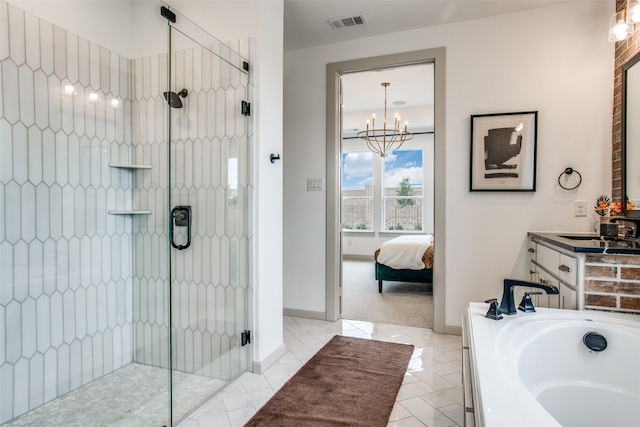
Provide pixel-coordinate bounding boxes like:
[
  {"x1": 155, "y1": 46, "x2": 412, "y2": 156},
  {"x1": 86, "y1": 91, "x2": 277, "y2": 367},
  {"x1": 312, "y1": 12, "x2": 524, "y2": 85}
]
[{"x1": 325, "y1": 48, "x2": 446, "y2": 333}]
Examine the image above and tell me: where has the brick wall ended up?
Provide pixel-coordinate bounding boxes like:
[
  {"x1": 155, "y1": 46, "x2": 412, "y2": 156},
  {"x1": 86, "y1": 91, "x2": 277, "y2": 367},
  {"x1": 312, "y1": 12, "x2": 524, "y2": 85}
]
[
  {"x1": 591, "y1": 1, "x2": 640, "y2": 314},
  {"x1": 584, "y1": 253, "x2": 640, "y2": 313},
  {"x1": 613, "y1": 0, "x2": 640, "y2": 201}
]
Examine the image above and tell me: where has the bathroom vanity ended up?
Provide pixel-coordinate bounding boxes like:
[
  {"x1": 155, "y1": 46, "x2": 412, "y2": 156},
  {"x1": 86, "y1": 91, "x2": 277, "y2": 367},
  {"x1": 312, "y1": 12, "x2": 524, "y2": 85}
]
[
  {"x1": 527, "y1": 234, "x2": 580, "y2": 310},
  {"x1": 527, "y1": 232, "x2": 640, "y2": 314}
]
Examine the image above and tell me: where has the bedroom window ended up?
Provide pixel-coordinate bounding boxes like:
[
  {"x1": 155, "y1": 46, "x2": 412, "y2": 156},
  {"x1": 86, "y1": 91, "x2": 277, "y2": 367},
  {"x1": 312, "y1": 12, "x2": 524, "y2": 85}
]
[
  {"x1": 383, "y1": 149, "x2": 423, "y2": 231},
  {"x1": 341, "y1": 147, "x2": 427, "y2": 233},
  {"x1": 341, "y1": 152, "x2": 374, "y2": 230}
]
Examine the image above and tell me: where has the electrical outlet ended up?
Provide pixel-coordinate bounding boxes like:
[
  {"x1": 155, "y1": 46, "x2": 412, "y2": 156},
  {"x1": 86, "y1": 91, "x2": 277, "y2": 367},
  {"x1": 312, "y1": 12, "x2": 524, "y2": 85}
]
[{"x1": 574, "y1": 200, "x2": 587, "y2": 217}]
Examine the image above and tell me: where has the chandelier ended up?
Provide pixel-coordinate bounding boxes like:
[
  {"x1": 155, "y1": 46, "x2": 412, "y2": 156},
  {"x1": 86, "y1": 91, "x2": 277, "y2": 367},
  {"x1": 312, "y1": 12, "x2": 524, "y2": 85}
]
[{"x1": 357, "y1": 82, "x2": 413, "y2": 157}]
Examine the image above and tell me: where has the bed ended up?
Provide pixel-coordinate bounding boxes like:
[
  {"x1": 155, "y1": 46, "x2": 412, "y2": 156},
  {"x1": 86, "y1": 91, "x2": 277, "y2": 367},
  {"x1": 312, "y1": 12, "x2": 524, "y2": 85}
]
[{"x1": 374, "y1": 235, "x2": 434, "y2": 293}]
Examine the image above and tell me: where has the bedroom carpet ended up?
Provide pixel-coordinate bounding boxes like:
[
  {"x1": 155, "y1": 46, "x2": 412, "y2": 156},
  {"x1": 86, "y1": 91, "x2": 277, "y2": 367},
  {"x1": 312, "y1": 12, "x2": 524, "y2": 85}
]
[
  {"x1": 342, "y1": 259, "x2": 433, "y2": 328},
  {"x1": 244, "y1": 335, "x2": 414, "y2": 427}
]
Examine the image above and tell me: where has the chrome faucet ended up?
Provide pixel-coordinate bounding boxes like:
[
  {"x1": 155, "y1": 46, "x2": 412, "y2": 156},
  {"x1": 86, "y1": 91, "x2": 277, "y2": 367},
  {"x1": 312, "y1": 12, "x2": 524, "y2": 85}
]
[{"x1": 499, "y1": 279, "x2": 559, "y2": 315}]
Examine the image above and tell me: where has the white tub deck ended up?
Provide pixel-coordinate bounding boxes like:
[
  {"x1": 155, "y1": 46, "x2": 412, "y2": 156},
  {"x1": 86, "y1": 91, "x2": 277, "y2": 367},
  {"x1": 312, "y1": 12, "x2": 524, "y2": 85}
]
[{"x1": 466, "y1": 303, "x2": 640, "y2": 427}]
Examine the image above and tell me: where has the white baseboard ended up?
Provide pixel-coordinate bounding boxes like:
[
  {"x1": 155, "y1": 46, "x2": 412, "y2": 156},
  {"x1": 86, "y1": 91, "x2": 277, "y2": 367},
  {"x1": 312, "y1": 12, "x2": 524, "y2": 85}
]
[
  {"x1": 283, "y1": 308, "x2": 327, "y2": 320},
  {"x1": 443, "y1": 324, "x2": 462, "y2": 335},
  {"x1": 282, "y1": 308, "x2": 461, "y2": 335},
  {"x1": 251, "y1": 342, "x2": 287, "y2": 374},
  {"x1": 342, "y1": 254, "x2": 375, "y2": 261}
]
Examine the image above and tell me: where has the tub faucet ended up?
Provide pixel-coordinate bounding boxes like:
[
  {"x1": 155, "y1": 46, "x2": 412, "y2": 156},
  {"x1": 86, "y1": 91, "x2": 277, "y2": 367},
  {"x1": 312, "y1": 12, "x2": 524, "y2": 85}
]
[{"x1": 499, "y1": 279, "x2": 559, "y2": 315}]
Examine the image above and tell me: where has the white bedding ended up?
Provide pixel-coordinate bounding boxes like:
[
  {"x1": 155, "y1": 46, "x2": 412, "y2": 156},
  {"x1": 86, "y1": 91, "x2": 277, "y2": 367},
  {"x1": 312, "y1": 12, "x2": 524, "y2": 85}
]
[{"x1": 376, "y1": 235, "x2": 433, "y2": 270}]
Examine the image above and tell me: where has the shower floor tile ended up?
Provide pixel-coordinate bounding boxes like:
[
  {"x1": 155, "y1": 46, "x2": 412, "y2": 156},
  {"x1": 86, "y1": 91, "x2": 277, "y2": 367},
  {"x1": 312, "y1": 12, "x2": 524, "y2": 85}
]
[{"x1": 3, "y1": 363, "x2": 227, "y2": 427}]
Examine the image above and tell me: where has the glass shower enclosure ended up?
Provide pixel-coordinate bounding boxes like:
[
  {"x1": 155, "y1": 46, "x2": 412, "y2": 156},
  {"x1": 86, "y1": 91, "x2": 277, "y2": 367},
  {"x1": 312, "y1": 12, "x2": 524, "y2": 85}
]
[{"x1": 0, "y1": 1, "x2": 251, "y2": 425}]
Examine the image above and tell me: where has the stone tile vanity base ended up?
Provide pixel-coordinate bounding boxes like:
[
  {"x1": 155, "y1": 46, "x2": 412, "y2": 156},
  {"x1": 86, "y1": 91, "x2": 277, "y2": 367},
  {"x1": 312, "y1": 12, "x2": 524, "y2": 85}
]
[{"x1": 585, "y1": 254, "x2": 640, "y2": 312}]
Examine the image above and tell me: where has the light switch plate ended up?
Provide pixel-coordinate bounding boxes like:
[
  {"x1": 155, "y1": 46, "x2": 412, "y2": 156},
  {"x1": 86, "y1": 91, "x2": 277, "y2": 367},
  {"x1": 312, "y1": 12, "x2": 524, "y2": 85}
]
[{"x1": 307, "y1": 178, "x2": 323, "y2": 191}]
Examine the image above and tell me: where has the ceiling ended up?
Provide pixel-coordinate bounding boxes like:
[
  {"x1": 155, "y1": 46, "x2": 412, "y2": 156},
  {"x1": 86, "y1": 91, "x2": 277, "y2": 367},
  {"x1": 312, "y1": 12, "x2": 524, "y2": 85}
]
[
  {"x1": 284, "y1": 0, "x2": 568, "y2": 51},
  {"x1": 284, "y1": 0, "x2": 570, "y2": 136},
  {"x1": 341, "y1": 64, "x2": 434, "y2": 136}
]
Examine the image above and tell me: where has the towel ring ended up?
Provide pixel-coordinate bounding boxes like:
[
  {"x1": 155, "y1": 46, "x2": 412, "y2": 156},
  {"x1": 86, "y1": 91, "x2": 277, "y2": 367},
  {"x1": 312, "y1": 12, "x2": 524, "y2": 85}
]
[{"x1": 558, "y1": 167, "x2": 582, "y2": 190}]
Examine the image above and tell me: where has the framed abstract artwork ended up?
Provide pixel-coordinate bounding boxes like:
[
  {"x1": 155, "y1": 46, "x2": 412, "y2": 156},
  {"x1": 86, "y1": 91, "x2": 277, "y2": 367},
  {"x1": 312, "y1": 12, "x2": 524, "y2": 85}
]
[{"x1": 470, "y1": 111, "x2": 538, "y2": 191}]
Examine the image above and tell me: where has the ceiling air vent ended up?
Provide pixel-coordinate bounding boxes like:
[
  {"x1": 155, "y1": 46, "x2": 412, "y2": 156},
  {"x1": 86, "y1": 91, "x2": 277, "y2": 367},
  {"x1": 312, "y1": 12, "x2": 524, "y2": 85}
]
[{"x1": 328, "y1": 15, "x2": 366, "y2": 30}]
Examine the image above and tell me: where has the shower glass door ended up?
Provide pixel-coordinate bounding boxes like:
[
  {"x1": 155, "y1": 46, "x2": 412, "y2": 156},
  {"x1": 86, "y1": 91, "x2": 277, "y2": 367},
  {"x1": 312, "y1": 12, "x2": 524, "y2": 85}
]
[{"x1": 164, "y1": 6, "x2": 251, "y2": 422}]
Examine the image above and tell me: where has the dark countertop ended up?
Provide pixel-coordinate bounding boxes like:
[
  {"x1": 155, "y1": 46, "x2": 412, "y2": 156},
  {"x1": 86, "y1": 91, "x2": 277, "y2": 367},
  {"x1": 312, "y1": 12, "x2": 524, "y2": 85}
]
[{"x1": 528, "y1": 232, "x2": 640, "y2": 255}]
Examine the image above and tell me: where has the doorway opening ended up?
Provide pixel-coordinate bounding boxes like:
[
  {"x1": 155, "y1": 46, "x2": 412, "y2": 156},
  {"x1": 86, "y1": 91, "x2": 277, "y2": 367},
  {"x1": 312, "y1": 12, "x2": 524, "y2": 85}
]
[
  {"x1": 340, "y1": 64, "x2": 434, "y2": 327},
  {"x1": 325, "y1": 48, "x2": 446, "y2": 332}
]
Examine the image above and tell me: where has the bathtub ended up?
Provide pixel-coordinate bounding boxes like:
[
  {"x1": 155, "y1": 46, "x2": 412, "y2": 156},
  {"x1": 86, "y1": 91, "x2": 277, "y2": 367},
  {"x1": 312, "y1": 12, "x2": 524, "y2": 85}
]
[{"x1": 464, "y1": 302, "x2": 640, "y2": 427}]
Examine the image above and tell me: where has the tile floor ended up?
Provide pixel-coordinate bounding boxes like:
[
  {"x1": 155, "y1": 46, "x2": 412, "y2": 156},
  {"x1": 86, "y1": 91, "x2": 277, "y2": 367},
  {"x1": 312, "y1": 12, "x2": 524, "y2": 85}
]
[{"x1": 177, "y1": 316, "x2": 463, "y2": 427}]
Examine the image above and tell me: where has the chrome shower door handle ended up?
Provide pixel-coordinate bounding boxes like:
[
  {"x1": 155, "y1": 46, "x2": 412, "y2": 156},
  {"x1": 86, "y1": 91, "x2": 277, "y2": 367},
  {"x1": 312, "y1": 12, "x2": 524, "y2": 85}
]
[{"x1": 170, "y1": 205, "x2": 192, "y2": 250}]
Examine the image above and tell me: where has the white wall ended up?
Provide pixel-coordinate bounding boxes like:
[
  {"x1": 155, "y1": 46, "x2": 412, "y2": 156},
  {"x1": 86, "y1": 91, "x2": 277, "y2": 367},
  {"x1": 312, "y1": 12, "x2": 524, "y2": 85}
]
[
  {"x1": 7, "y1": 0, "x2": 269, "y2": 59},
  {"x1": 8, "y1": 0, "x2": 135, "y2": 56},
  {"x1": 248, "y1": 0, "x2": 285, "y2": 368},
  {"x1": 283, "y1": 2, "x2": 614, "y2": 327}
]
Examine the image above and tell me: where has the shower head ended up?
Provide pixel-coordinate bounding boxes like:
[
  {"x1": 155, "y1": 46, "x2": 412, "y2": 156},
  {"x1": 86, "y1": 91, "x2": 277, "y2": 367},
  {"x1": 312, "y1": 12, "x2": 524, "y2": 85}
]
[{"x1": 163, "y1": 88, "x2": 188, "y2": 108}]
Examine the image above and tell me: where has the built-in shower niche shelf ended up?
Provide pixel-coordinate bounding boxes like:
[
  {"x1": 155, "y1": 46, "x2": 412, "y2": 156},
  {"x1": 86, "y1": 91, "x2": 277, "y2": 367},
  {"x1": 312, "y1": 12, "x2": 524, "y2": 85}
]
[
  {"x1": 107, "y1": 164, "x2": 151, "y2": 215},
  {"x1": 108, "y1": 163, "x2": 152, "y2": 169},
  {"x1": 108, "y1": 210, "x2": 152, "y2": 215}
]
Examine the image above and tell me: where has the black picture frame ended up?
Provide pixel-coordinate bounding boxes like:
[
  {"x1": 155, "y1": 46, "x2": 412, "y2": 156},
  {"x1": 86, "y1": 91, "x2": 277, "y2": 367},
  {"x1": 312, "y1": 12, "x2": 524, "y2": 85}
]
[{"x1": 470, "y1": 111, "x2": 538, "y2": 191}]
